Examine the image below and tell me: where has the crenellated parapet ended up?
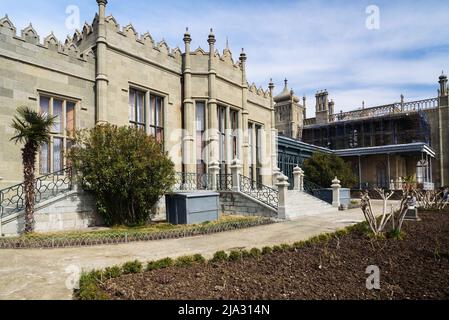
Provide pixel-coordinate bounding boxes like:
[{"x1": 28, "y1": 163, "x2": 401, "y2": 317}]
[
  {"x1": 248, "y1": 82, "x2": 270, "y2": 99},
  {"x1": 104, "y1": 14, "x2": 182, "y2": 64},
  {"x1": 0, "y1": 14, "x2": 95, "y2": 63}
]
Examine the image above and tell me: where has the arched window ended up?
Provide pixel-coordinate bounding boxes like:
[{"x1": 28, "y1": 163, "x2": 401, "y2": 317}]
[{"x1": 416, "y1": 160, "x2": 428, "y2": 183}]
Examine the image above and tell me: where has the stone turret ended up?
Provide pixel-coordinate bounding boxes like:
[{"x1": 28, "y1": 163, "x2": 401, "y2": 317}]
[
  {"x1": 315, "y1": 90, "x2": 330, "y2": 124},
  {"x1": 274, "y1": 79, "x2": 305, "y2": 140},
  {"x1": 439, "y1": 71, "x2": 448, "y2": 107}
]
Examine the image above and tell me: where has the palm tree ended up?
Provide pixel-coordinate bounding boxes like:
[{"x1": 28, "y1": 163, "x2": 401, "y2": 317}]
[{"x1": 10, "y1": 107, "x2": 56, "y2": 233}]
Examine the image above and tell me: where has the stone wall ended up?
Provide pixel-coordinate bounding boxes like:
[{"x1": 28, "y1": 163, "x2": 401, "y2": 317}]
[
  {"x1": 1, "y1": 190, "x2": 100, "y2": 236},
  {"x1": 219, "y1": 191, "x2": 277, "y2": 218}
]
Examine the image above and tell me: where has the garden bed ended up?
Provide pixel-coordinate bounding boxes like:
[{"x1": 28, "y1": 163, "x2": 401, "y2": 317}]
[
  {"x1": 0, "y1": 216, "x2": 275, "y2": 249},
  {"x1": 85, "y1": 211, "x2": 449, "y2": 300}
]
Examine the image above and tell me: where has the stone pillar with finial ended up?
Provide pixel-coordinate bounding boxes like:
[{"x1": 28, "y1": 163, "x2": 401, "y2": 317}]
[
  {"x1": 183, "y1": 27, "x2": 196, "y2": 174},
  {"x1": 208, "y1": 28, "x2": 219, "y2": 179},
  {"x1": 240, "y1": 48, "x2": 250, "y2": 177},
  {"x1": 269, "y1": 78, "x2": 280, "y2": 187}
]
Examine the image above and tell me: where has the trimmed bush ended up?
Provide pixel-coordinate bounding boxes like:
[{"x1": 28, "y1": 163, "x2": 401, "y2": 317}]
[
  {"x1": 228, "y1": 250, "x2": 243, "y2": 261},
  {"x1": 122, "y1": 260, "x2": 143, "y2": 274},
  {"x1": 280, "y1": 243, "x2": 291, "y2": 250},
  {"x1": 175, "y1": 255, "x2": 197, "y2": 267},
  {"x1": 76, "y1": 270, "x2": 109, "y2": 300},
  {"x1": 103, "y1": 266, "x2": 122, "y2": 279},
  {"x1": 146, "y1": 258, "x2": 174, "y2": 271},
  {"x1": 262, "y1": 246, "x2": 273, "y2": 255},
  {"x1": 193, "y1": 254, "x2": 206, "y2": 264},
  {"x1": 249, "y1": 248, "x2": 262, "y2": 258},
  {"x1": 212, "y1": 250, "x2": 228, "y2": 262}
]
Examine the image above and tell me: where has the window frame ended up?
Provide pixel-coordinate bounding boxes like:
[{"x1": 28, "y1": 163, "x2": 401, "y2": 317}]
[{"x1": 38, "y1": 94, "x2": 78, "y2": 175}]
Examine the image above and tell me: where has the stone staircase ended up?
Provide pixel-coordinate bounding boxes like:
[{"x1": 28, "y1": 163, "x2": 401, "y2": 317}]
[{"x1": 284, "y1": 189, "x2": 339, "y2": 219}]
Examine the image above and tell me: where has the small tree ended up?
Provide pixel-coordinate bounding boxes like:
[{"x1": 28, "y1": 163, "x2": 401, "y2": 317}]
[
  {"x1": 10, "y1": 107, "x2": 56, "y2": 233},
  {"x1": 303, "y1": 152, "x2": 357, "y2": 187},
  {"x1": 69, "y1": 124, "x2": 175, "y2": 226}
]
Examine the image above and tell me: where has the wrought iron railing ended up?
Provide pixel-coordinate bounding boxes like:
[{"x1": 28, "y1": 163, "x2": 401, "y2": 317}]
[
  {"x1": 327, "y1": 97, "x2": 439, "y2": 123},
  {"x1": 0, "y1": 167, "x2": 73, "y2": 220},
  {"x1": 239, "y1": 175, "x2": 279, "y2": 209},
  {"x1": 303, "y1": 178, "x2": 322, "y2": 198},
  {"x1": 172, "y1": 172, "x2": 213, "y2": 191},
  {"x1": 217, "y1": 174, "x2": 232, "y2": 191}
]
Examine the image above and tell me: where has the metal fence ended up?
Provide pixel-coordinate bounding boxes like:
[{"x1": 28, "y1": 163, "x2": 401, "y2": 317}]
[{"x1": 239, "y1": 175, "x2": 279, "y2": 209}]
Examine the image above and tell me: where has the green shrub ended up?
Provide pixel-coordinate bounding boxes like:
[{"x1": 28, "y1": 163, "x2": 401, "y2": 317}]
[
  {"x1": 228, "y1": 250, "x2": 243, "y2": 261},
  {"x1": 146, "y1": 257, "x2": 174, "y2": 271},
  {"x1": 303, "y1": 152, "x2": 357, "y2": 188},
  {"x1": 122, "y1": 260, "x2": 143, "y2": 274},
  {"x1": 241, "y1": 250, "x2": 252, "y2": 258},
  {"x1": 262, "y1": 246, "x2": 273, "y2": 255},
  {"x1": 76, "y1": 270, "x2": 109, "y2": 300},
  {"x1": 193, "y1": 254, "x2": 206, "y2": 264},
  {"x1": 292, "y1": 241, "x2": 305, "y2": 249},
  {"x1": 69, "y1": 124, "x2": 175, "y2": 226},
  {"x1": 249, "y1": 248, "x2": 262, "y2": 258},
  {"x1": 280, "y1": 243, "x2": 291, "y2": 250},
  {"x1": 272, "y1": 245, "x2": 282, "y2": 252},
  {"x1": 336, "y1": 228, "x2": 349, "y2": 237},
  {"x1": 103, "y1": 266, "x2": 122, "y2": 279},
  {"x1": 212, "y1": 250, "x2": 228, "y2": 262},
  {"x1": 175, "y1": 255, "x2": 196, "y2": 267}
]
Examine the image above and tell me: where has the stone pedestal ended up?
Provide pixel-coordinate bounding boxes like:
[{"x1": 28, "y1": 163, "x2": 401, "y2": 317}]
[
  {"x1": 293, "y1": 166, "x2": 304, "y2": 191},
  {"x1": 331, "y1": 177, "x2": 341, "y2": 208},
  {"x1": 276, "y1": 174, "x2": 290, "y2": 220},
  {"x1": 404, "y1": 207, "x2": 421, "y2": 221},
  {"x1": 230, "y1": 158, "x2": 242, "y2": 192},
  {"x1": 208, "y1": 161, "x2": 220, "y2": 190}
]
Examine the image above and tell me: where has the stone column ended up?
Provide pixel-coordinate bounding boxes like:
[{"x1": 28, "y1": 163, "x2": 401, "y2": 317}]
[
  {"x1": 95, "y1": 0, "x2": 109, "y2": 124},
  {"x1": 230, "y1": 158, "x2": 242, "y2": 192},
  {"x1": 269, "y1": 79, "x2": 280, "y2": 186},
  {"x1": 331, "y1": 177, "x2": 341, "y2": 208},
  {"x1": 207, "y1": 29, "x2": 219, "y2": 172},
  {"x1": 276, "y1": 174, "x2": 290, "y2": 220},
  {"x1": 225, "y1": 106, "x2": 232, "y2": 174},
  {"x1": 183, "y1": 28, "x2": 196, "y2": 173},
  {"x1": 240, "y1": 49, "x2": 249, "y2": 177}
]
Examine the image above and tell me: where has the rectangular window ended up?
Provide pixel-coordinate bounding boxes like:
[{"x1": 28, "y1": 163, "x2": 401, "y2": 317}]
[
  {"x1": 39, "y1": 95, "x2": 78, "y2": 174},
  {"x1": 150, "y1": 95, "x2": 164, "y2": 143},
  {"x1": 66, "y1": 101, "x2": 76, "y2": 137},
  {"x1": 255, "y1": 124, "x2": 262, "y2": 184},
  {"x1": 230, "y1": 110, "x2": 239, "y2": 159},
  {"x1": 53, "y1": 99, "x2": 63, "y2": 134},
  {"x1": 39, "y1": 142, "x2": 50, "y2": 174},
  {"x1": 129, "y1": 88, "x2": 146, "y2": 130},
  {"x1": 248, "y1": 123, "x2": 254, "y2": 181},
  {"x1": 196, "y1": 102, "x2": 206, "y2": 176},
  {"x1": 218, "y1": 106, "x2": 226, "y2": 174},
  {"x1": 53, "y1": 138, "x2": 63, "y2": 172}
]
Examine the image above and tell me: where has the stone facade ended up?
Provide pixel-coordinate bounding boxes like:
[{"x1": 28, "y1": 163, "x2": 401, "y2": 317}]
[
  {"x1": 0, "y1": 0, "x2": 278, "y2": 190},
  {"x1": 278, "y1": 74, "x2": 449, "y2": 189}
]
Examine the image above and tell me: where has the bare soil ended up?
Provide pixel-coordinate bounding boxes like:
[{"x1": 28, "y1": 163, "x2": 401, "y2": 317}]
[{"x1": 101, "y1": 211, "x2": 449, "y2": 300}]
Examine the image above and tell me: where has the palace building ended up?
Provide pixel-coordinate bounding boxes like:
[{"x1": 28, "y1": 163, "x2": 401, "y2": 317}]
[
  {"x1": 0, "y1": 0, "x2": 278, "y2": 191},
  {"x1": 275, "y1": 76, "x2": 449, "y2": 190},
  {"x1": 0, "y1": 0, "x2": 448, "y2": 235}
]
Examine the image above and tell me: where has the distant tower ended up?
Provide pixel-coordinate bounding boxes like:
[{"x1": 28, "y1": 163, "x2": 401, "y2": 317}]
[
  {"x1": 273, "y1": 79, "x2": 305, "y2": 140},
  {"x1": 315, "y1": 90, "x2": 330, "y2": 124},
  {"x1": 439, "y1": 71, "x2": 448, "y2": 106}
]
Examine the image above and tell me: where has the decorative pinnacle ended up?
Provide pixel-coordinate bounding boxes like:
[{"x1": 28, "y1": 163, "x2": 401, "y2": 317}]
[
  {"x1": 183, "y1": 27, "x2": 191, "y2": 43},
  {"x1": 239, "y1": 48, "x2": 247, "y2": 61},
  {"x1": 96, "y1": 0, "x2": 108, "y2": 6},
  {"x1": 208, "y1": 28, "x2": 216, "y2": 45},
  {"x1": 268, "y1": 78, "x2": 274, "y2": 90}
]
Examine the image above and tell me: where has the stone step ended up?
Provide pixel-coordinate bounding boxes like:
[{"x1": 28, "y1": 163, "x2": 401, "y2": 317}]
[{"x1": 284, "y1": 190, "x2": 338, "y2": 218}]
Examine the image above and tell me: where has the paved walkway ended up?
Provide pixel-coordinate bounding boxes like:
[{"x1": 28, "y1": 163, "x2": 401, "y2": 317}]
[{"x1": 0, "y1": 200, "x2": 398, "y2": 300}]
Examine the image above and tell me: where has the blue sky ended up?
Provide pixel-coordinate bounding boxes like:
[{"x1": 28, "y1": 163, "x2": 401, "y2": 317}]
[{"x1": 1, "y1": 0, "x2": 448, "y2": 114}]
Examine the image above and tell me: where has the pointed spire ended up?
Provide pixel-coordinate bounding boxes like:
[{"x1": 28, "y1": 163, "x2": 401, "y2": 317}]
[{"x1": 226, "y1": 37, "x2": 229, "y2": 49}]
